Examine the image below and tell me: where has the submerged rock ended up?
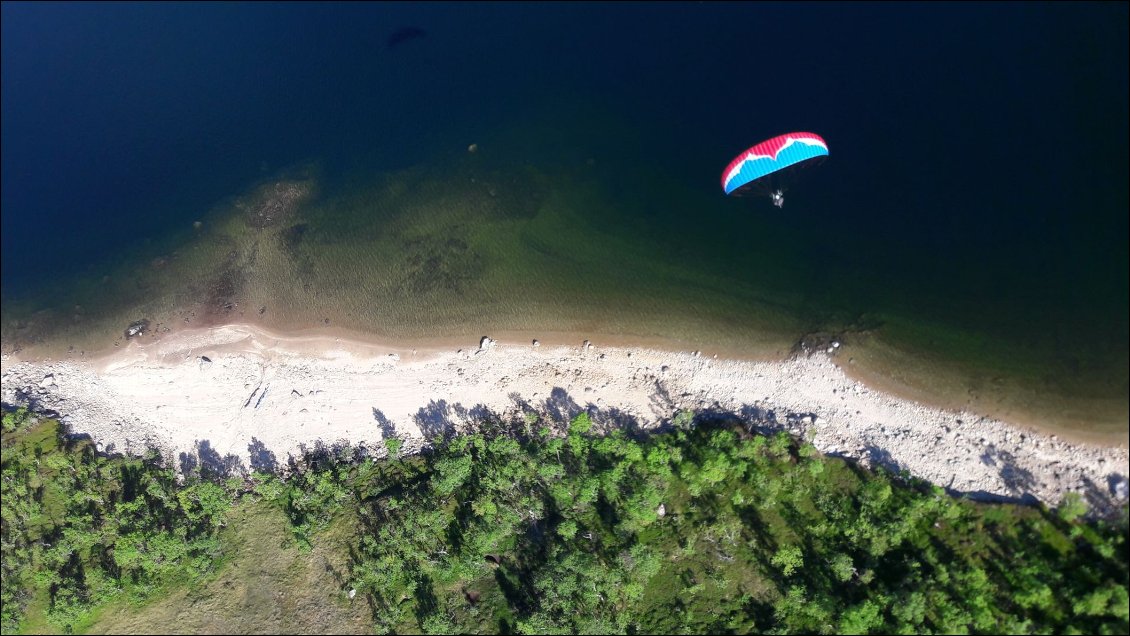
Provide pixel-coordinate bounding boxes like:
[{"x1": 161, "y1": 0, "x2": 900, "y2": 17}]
[{"x1": 240, "y1": 179, "x2": 314, "y2": 229}]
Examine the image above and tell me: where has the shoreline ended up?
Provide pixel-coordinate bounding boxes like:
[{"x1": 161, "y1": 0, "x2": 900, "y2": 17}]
[
  {"x1": 10, "y1": 312, "x2": 1125, "y2": 449},
  {"x1": 2, "y1": 322, "x2": 1127, "y2": 516}
]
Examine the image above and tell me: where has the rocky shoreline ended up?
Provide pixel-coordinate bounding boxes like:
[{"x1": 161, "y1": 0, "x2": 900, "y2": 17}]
[{"x1": 2, "y1": 324, "x2": 1127, "y2": 517}]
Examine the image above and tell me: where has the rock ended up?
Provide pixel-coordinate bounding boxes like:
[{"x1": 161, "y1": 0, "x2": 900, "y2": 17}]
[
  {"x1": 40, "y1": 374, "x2": 56, "y2": 389},
  {"x1": 124, "y1": 319, "x2": 151, "y2": 339},
  {"x1": 348, "y1": 588, "x2": 357, "y2": 599},
  {"x1": 532, "y1": 339, "x2": 540, "y2": 347},
  {"x1": 1114, "y1": 477, "x2": 1129, "y2": 501},
  {"x1": 479, "y1": 336, "x2": 494, "y2": 350},
  {"x1": 657, "y1": 503, "x2": 666, "y2": 518}
]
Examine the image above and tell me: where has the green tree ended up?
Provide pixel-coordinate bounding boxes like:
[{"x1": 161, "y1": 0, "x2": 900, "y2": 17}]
[{"x1": 772, "y1": 545, "x2": 805, "y2": 577}]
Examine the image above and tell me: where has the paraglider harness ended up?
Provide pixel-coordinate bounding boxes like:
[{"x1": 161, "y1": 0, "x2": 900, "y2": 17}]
[{"x1": 770, "y1": 190, "x2": 785, "y2": 208}]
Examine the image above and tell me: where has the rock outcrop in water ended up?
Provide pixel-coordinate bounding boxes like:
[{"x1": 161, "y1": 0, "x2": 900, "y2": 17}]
[{"x1": 239, "y1": 179, "x2": 315, "y2": 230}]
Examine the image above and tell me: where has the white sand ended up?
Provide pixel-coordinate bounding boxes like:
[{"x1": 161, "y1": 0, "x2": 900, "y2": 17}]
[{"x1": 2, "y1": 323, "x2": 1127, "y2": 515}]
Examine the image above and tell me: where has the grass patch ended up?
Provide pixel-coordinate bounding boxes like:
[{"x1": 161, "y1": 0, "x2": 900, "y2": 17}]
[{"x1": 85, "y1": 500, "x2": 370, "y2": 635}]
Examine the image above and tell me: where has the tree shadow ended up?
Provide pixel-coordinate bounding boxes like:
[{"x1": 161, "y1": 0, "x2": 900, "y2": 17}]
[
  {"x1": 178, "y1": 450, "x2": 199, "y2": 476},
  {"x1": 507, "y1": 391, "x2": 534, "y2": 414},
  {"x1": 946, "y1": 488, "x2": 1040, "y2": 507},
  {"x1": 543, "y1": 387, "x2": 581, "y2": 427},
  {"x1": 372, "y1": 407, "x2": 397, "y2": 440},
  {"x1": 413, "y1": 571, "x2": 439, "y2": 629},
  {"x1": 1082, "y1": 474, "x2": 1122, "y2": 520},
  {"x1": 176, "y1": 439, "x2": 245, "y2": 480},
  {"x1": 738, "y1": 403, "x2": 783, "y2": 434},
  {"x1": 979, "y1": 443, "x2": 1037, "y2": 495},
  {"x1": 119, "y1": 462, "x2": 145, "y2": 503},
  {"x1": 294, "y1": 438, "x2": 366, "y2": 472},
  {"x1": 467, "y1": 403, "x2": 496, "y2": 424},
  {"x1": 863, "y1": 444, "x2": 906, "y2": 476},
  {"x1": 593, "y1": 405, "x2": 644, "y2": 439},
  {"x1": 415, "y1": 399, "x2": 457, "y2": 442},
  {"x1": 649, "y1": 377, "x2": 676, "y2": 415},
  {"x1": 196, "y1": 439, "x2": 245, "y2": 478},
  {"x1": 494, "y1": 564, "x2": 535, "y2": 616},
  {"x1": 248, "y1": 436, "x2": 278, "y2": 473}
]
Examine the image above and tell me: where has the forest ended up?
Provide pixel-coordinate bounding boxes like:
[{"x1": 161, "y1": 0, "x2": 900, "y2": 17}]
[{"x1": 2, "y1": 403, "x2": 1127, "y2": 634}]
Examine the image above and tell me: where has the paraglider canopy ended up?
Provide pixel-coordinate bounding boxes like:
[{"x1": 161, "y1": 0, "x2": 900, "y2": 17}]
[{"x1": 721, "y1": 133, "x2": 828, "y2": 203}]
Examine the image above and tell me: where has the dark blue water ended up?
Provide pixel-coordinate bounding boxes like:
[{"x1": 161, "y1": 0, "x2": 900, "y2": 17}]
[{"x1": 3, "y1": 2, "x2": 1127, "y2": 432}]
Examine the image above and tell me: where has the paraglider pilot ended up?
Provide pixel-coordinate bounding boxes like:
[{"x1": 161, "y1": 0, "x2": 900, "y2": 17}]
[{"x1": 771, "y1": 190, "x2": 785, "y2": 208}]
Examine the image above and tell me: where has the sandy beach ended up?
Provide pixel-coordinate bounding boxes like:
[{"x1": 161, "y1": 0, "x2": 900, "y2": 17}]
[{"x1": 2, "y1": 322, "x2": 1127, "y2": 516}]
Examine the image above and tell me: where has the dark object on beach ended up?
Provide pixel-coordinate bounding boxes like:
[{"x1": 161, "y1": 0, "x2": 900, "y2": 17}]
[
  {"x1": 124, "y1": 319, "x2": 151, "y2": 339},
  {"x1": 201, "y1": 356, "x2": 212, "y2": 363},
  {"x1": 387, "y1": 26, "x2": 426, "y2": 50}
]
